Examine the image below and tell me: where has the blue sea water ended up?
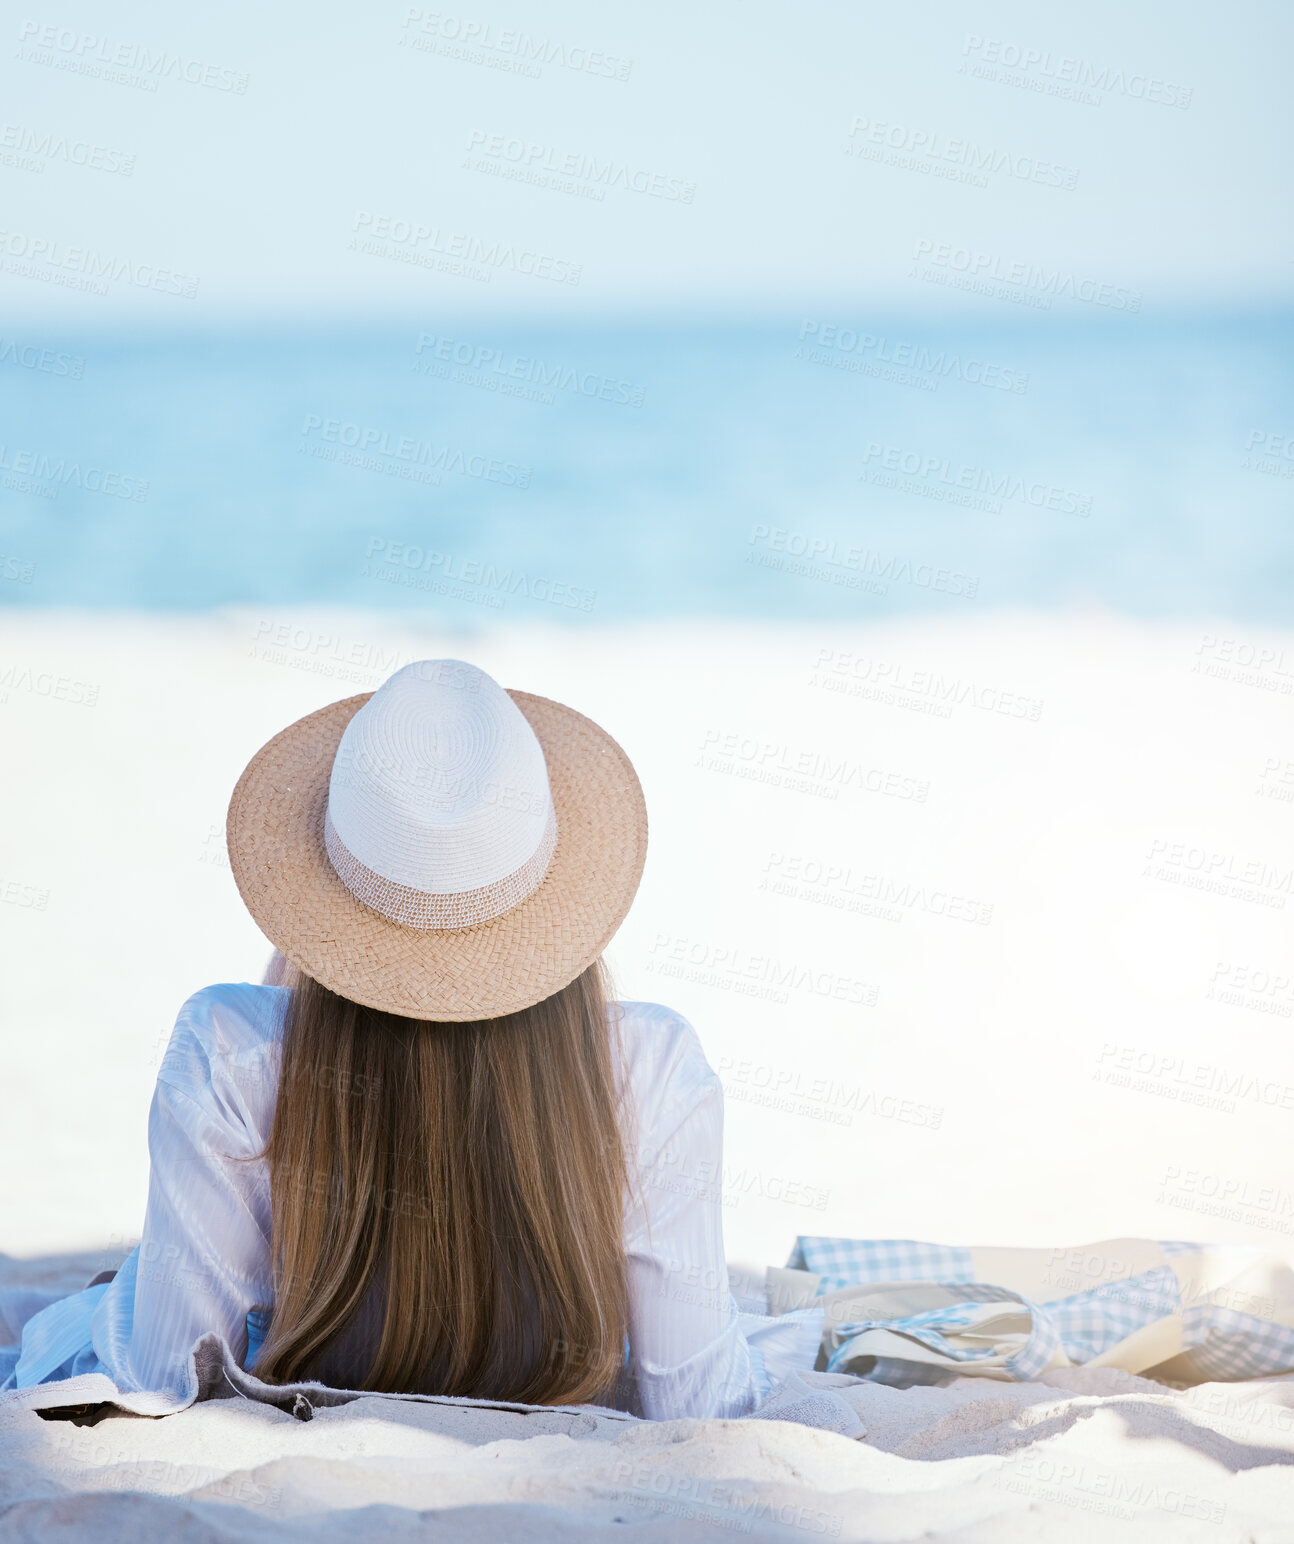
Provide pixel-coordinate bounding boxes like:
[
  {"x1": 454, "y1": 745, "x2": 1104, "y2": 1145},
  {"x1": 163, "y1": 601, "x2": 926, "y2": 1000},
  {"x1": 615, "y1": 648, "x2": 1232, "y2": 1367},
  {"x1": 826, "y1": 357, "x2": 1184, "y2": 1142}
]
[{"x1": 1, "y1": 313, "x2": 1290, "y2": 622}]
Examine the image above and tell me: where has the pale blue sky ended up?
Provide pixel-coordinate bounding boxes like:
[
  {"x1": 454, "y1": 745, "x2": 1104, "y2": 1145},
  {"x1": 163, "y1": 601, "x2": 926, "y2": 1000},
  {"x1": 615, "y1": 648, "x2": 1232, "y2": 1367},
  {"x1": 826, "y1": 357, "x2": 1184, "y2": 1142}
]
[{"x1": 1, "y1": 0, "x2": 1289, "y2": 322}]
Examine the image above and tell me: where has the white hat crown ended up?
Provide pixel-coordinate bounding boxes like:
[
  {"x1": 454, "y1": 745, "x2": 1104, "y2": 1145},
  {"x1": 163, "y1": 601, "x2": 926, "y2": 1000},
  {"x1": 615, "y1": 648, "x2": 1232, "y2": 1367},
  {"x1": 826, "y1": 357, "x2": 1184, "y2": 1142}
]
[{"x1": 323, "y1": 659, "x2": 557, "y2": 931}]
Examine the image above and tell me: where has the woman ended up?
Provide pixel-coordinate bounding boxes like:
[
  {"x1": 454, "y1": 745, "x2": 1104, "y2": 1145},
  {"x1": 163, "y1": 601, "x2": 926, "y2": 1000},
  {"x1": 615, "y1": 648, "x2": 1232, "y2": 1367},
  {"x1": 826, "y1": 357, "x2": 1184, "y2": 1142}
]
[{"x1": 7, "y1": 660, "x2": 825, "y2": 1419}]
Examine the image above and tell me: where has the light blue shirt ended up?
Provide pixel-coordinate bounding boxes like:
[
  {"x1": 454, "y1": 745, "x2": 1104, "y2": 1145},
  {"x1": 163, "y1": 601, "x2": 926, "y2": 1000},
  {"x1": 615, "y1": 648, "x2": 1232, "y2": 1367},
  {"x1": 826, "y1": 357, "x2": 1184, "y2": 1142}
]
[{"x1": 10, "y1": 983, "x2": 823, "y2": 1417}]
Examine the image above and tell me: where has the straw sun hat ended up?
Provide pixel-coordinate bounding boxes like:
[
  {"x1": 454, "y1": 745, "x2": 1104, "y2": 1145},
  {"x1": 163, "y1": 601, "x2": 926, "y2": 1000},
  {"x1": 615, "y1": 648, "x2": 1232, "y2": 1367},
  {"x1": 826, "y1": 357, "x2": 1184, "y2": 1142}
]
[{"x1": 226, "y1": 659, "x2": 648, "y2": 1021}]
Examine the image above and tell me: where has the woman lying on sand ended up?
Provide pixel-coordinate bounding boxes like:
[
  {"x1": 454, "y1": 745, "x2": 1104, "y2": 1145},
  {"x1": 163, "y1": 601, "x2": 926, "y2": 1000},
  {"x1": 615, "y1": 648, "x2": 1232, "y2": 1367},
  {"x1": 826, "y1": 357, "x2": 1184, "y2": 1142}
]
[{"x1": 8, "y1": 659, "x2": 822, "y2": 1418}]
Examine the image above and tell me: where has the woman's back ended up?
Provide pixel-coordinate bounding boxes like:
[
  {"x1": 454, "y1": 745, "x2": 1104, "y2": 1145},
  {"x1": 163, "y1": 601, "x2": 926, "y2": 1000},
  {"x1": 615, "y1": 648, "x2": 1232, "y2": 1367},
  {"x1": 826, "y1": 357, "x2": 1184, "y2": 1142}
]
[{"x1": 90, "y1": 980, "x2": 780, "y2": 1419}]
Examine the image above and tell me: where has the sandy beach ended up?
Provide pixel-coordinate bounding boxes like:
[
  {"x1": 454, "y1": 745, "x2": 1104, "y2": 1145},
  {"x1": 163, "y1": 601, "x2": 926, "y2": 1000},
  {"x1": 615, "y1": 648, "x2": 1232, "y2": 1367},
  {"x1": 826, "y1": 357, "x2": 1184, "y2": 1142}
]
[
  {"x1": 3, "y1": 1249, "x2": 1294, "y2": 1541},
  {"x1": 3, "y1": 607, "x2": 1293, "y2": 1535}
]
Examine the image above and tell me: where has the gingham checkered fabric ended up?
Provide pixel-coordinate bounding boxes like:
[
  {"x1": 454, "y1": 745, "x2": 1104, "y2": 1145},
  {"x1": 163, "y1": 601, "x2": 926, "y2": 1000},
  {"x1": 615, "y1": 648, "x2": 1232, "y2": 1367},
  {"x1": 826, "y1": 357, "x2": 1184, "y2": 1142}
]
[
  {"x1": 826, "y1": 1287, "x2": 1061, "y2": 1382},
  {"x1": 1048, "y1": 1266, "x2": 1181, "y2": 1361},
  {"x1": 1180, "y1": 1309, "x2": 1294, "y2": 1382},
  {"x1": 786, "y1": 1237, "x2": 975, "y2": 1293},
  {"x1": 788, "y1": 1237, "x2": 1294, "y2": 1386}
]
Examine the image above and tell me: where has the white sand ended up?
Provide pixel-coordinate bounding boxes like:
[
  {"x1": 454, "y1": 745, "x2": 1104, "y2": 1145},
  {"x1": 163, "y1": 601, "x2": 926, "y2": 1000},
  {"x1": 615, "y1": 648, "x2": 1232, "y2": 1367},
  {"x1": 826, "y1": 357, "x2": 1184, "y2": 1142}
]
[{"x1": 2, "y1": 1250, "x2": 1292, "y2": 1541}]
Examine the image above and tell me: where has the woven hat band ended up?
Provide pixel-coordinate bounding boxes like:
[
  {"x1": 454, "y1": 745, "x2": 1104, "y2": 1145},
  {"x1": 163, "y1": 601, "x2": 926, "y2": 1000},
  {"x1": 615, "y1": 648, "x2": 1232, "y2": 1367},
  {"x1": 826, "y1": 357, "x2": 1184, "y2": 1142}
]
[{"x1": 324, "y1": 801, "x2": 559, "y2": 932}]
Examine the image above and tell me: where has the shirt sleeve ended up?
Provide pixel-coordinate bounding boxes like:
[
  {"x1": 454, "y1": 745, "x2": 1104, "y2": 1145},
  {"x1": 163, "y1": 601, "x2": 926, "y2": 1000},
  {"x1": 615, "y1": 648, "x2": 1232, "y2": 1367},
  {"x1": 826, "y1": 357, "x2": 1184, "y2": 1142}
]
[
  {"x1": 622, "y1": 1027, "x2": 773, "y2": 1420},
  {"x1": 90, "y1": 1000, "x2": 274, "y2": 1405}
]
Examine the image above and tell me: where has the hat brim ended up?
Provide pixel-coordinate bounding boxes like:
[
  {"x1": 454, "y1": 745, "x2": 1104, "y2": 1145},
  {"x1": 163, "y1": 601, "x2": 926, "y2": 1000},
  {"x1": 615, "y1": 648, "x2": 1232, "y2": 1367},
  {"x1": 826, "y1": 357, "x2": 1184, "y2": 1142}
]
[{"x1": 225, "y1": 690, "x2": 648, "y2": 1021}]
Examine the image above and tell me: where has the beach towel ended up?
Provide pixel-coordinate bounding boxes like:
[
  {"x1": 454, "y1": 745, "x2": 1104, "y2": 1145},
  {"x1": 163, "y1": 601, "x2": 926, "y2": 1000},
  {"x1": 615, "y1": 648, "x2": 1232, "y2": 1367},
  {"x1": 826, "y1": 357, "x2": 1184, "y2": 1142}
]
[
  {"x1": 0, "y1": 1255, "x2": 862, "y2": 1434},
  {"x1": 774, "y1": 1236, "x2": 1294, "y2": 1387},
  {"x1": 0, "y1": 1323, "x2": 861, "y2": 1440},
  {"x1": 5, "y1": 1236, "x2": 1291, "y2": 1431}
]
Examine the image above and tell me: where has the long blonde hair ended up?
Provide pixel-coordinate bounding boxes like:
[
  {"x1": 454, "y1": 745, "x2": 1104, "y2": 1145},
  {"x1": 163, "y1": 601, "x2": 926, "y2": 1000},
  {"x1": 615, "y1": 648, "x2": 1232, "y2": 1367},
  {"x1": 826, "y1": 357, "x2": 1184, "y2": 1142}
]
[{"x1": 255, "y1": 960, "x2": 629, "y2": 1405}]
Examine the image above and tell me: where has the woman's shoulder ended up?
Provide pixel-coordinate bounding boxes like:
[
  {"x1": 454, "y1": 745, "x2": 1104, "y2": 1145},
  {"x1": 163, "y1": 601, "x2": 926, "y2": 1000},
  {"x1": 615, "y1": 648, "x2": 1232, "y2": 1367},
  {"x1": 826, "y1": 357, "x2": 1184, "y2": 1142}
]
[
  {"x1": 609, "y1": 999, "x2": 722, "y2": 1129},
  {"x1": 164, "y1": 981, "x2": 289, "y2": 1056},
  {"x1": 156, "y1": 982, "x2": 290, "y2": 1129}
]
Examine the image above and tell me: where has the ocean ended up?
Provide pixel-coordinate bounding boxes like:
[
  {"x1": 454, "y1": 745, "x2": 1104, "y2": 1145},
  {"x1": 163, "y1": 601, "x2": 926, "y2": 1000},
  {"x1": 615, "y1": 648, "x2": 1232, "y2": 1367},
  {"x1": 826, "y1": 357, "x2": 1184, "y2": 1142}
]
[{"x1": 2, "y1": 311, "x2": 1290, "y2": 621}]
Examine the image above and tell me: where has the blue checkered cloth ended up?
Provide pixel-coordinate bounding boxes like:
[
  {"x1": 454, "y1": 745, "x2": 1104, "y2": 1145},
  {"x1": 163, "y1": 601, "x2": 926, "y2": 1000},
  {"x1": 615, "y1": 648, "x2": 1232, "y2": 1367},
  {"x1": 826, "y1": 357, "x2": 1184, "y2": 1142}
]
[
  {"x1": 787, "y1": 1237, "x2": 1294, "y2": 1386},
  {"x1": 1047, "y1": 1265, "x2": 1181, "y2": 1361},
  {"x1": 787, "y1": 1237, "x2": 975, "y2": 1292},
  {"x1": 825, "y1": 1287, "x2": 1061, "y2": 1382}
]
